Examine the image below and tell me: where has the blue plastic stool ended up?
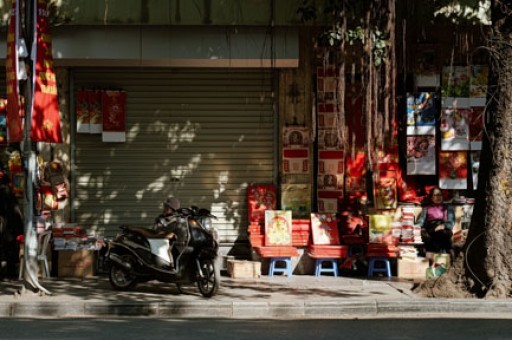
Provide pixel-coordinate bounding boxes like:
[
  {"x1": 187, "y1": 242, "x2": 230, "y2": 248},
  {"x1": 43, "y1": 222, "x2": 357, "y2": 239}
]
[
  {"x1": 367, "y1": 257, "x2": 392, "y2": 278},
  {"x1": 269, "y1": 257, "x2": 292, "y2": 277},
  {"x1": 314, "y1": 258, "x2": 338, "y2": 277}
]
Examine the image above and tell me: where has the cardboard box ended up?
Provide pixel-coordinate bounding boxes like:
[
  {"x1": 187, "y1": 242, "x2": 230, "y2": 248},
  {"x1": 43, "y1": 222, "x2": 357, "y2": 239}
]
[
  {"x1": 226, "y1": 259, "x2": 261, "y2": 278},
  {"x1": 398, "y1": 258, "x2": 430, "y2": 280},
  {"x1": 58, "y1": 249, "x2": 96, "y2": 278}
]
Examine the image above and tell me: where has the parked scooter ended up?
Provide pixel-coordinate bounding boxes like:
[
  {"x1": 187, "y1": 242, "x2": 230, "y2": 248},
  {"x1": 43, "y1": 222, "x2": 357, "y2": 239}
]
[{"x1": 107, "y1": 206, "x2": 220, "y2": 297}]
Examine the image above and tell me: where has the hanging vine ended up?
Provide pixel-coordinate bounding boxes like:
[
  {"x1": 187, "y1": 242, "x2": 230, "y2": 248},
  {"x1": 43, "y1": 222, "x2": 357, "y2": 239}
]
[{"x1": 298, "y1": 0, "x2": 397, "y2": 174}]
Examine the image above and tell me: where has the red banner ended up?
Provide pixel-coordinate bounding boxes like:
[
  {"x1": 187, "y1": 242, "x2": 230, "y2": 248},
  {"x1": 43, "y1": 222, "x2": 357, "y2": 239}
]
[
  {"x1": 102, "y1": 91, "x2": 126, "y2": 132},
  {"x1": 30, "y1": 0, "x2": 62, "y2": 143},
  {"x1": 5, "y1": 0, "x2": 23, "y2": 143}
]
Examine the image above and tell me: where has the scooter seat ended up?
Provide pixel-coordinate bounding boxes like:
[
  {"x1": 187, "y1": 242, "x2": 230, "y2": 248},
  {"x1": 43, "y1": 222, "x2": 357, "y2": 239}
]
[{"x1": 126, "y1": 226, "x2": 176, "y2": 240}]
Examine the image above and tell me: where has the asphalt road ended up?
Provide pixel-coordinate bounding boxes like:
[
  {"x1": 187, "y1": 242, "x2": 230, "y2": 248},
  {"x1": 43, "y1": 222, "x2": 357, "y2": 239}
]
[{"x1": 0, "y1": 318, "x2": 511, "y2": 339}]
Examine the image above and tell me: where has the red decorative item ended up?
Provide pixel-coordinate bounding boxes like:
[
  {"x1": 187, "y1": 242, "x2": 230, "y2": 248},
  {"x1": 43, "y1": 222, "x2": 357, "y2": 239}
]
[
  {"x1": 247, "y1": 184, "x2": 276, "y2": 225},
  {"x1": 5, "y1": 0, "x2": 23, "y2": 143},
  {"x1": 30, "y1": 0, "x2": 62, "y2": 143}
]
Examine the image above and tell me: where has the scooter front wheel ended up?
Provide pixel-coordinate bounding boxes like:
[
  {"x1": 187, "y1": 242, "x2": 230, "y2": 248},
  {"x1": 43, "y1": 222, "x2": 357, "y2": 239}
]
[
  {"x1": 197, "y1": 257, "x2": 220, "y2": 297},
  {"x1": 109, "y1": 255, "x2": 138, "y2": 291}
]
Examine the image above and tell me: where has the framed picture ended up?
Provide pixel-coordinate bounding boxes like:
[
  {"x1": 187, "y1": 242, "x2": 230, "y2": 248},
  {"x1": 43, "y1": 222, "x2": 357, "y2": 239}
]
[
  {"x1": 311, "y1": 213, "x2": 340, "y2": 245},
  {"x1": 264, "y1": 210, "x2": 292, "y2": 246}
]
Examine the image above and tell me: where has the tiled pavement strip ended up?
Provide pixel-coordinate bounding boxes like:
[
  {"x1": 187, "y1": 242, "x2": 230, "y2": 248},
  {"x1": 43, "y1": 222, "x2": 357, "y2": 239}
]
[{"x1": 1, "y1": 275, "x2": 512, "y2": 318}]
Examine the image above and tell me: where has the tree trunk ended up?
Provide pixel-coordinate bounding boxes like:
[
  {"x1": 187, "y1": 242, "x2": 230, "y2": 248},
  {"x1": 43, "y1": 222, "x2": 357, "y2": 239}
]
[{"x1": 415, "y1": 0, "x2": 512, "y2": 299}]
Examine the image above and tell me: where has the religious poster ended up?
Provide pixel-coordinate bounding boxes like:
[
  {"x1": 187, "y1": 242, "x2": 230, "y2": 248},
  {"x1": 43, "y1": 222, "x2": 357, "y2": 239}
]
[
  {"x1": 283, "y1": 126, "x2": 309, "y2": 148},
  {"x1": 283, "y1": 148, "x2": 309, "y2": 174},
  {"x1": 414, "y1": 47, "x2": 440, "y2": 87},
  {"x1": 264, "y1": 210, "x2": 292, "y2": 246},
  {"x1": 406, "y1": 92, "x2": 437, "y2": 135},
  {"x1": 281, "y1": 71, "x2": 306, "y2": 126},
  {"x1": 247, "y1": 184, "x2": 277, "y2": 225},
  {"x1": 439, "y1": 151, "x2": 468, "y2": 189},
  {"x1": 311, "y1": 213, "x2": 340, "y2": 245},
  {"x1": 318, "y1": 129, "x2": 343, "y2": 150},
  {"x1": 89, "y1": 90, "x2": 103, "y2": 134},
  {"x1": 102, "y1": 90, "x2": 126, "y2": 142},
  {"x1": 406, "y1": 135, "x2": 436, "y2": 175},
  {"x1": 317, "y1": 190, "x2": 341, "y2": 213},
  {"x1": 440, "y1": 108, "x2": 470, "y2": 150},
  {"x1": 470, "y1": 151, "x2": 480, "y2": 190},
  {"x1": 345, "y1": 151, "x2": 367, "y2": 195},
  {"x1": 281, "y1": 183, "x2": 311, "y2": 219},
  {"x1": 318, "y1": 150, "x2": 344, "y2": 191},
  {"x1": 469, "y1": 64, "x2": 488, "y2": 106},
  {"x1": 374, "y1": 176, "x2": 398, "y2": 210},
  {"x1": 369, "y1": 214, "x2": 393, "y2": 244},
  {"x1": 76, "y1": 90, "x2": 90, "y2": 133},
  {"x1": 469, "y1": 107, "x2": 483, "y2": 150},
  {"x1": 30, "y1": 0, "x2": 62, "y2": 143},
  {"x1": 441, "y1": 66, "x2": 470, "y2": 98}
]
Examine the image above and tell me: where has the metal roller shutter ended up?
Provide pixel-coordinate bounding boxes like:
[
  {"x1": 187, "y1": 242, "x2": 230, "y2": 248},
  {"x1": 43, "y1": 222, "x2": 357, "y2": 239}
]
[{"x1": 73, "y1": 68, "x2": 275, "y2": 244}]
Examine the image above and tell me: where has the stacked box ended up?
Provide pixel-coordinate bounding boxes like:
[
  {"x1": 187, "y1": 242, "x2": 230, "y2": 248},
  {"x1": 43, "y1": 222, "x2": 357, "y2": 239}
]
[{"x1": 227, "y1": 260, "x2": 261, "y2": 278}]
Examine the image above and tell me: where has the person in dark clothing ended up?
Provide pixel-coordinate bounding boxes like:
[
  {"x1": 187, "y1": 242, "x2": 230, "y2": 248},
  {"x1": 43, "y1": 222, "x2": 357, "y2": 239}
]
[
  {"x1": 0, "y1": 170, "x2": 24, "y2": 280},
  {"x1": 416, "y1": 187, "x2": 455, "y2": 254}
]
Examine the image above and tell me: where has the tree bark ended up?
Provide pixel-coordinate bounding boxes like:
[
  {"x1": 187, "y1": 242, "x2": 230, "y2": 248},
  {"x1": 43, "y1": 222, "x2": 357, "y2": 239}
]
[{"x1": 415, "y1": 0, "x2": 512, "y2": 299}]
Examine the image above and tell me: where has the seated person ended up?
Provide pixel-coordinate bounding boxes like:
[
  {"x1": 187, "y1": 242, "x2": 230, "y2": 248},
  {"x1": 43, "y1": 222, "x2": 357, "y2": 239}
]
[{"x1": 416, "y1": 187, "x2": 455, "y2": 256}]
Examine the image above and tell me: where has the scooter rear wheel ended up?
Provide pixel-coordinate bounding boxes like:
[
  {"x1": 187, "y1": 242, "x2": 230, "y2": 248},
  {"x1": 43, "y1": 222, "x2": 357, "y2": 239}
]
[
  {"x1": 197, "y1": 257, "x2": 220, "y2": 297},
  {"x1": 109, "y1": 255, "x2": 138, "y2": 290}
]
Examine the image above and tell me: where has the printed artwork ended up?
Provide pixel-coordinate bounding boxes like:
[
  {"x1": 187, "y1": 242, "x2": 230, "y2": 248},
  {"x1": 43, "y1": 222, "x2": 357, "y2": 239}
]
[
  {"x1": 311, "y1": 213, "x2": 340, "y2": 245},
  {"x1": 281, "y1": 71, "x2": 306, "y2": 126},
  {"x1": 414, "y1": 47, "x2": 440, "y2": 87},
  {"x1": 102, "y1": 90, "x2": 127, "y2": 142},
  {"x1": 318, "y1": 129, "x2": 344, "y2": 150},
  {"x1": 283, "y1": 126, "x2": 309, "y2": 148},
  {"x1": 369, "y1": 214, "x2": 393, "y2": 244},
  {"x1": 439, "y1": 151, "x2": 468, "y2": 189},
  {"x1": 318, "y1": 150, "x2": 344, "y2": 190},
  {"x1": 469, "y1": 107, "x2": 483, "y2": 150},
  {"x1": 470, "y1": 65, "x2": 488, "y2": 99},
  {"x1": 283, "y1": 148, "x2": 309, "y2": 174},
  {"x1": 440, "y1": 108, "x2": 470, "y2": 150},
  {"x1": 0, "y1": 114, "x2": 6, "y2": 144},
  {"x1": 406, "y1": 135, "x2": 436, "y2": 175},
  {"x1": 441, "y1": 66, "x2": 470, "y2": 98},
  {"x1": 281, "y1": 183, "x2": 311, "y2": 219},
  {"x1": 264, "y1": 210, "x2": 292, "y2": 246},
  {"x1": 247, "y1": 184, "x2": 277, "y2": 225},
  {"x1": 317, "y1": 190, "x2": 341, "y2": 213},
  {"x1": 470, "y1": 151, "x2": 480, "y2": 190},
  {"x1": 374, "y1": 176, "x2": 397, "y2": 209},
  {"x1": 406, "y1": 92, "x2": 437, "y2": 135}
]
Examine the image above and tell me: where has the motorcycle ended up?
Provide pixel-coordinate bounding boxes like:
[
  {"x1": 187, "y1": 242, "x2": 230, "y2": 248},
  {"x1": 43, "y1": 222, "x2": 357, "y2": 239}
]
[{"x1": 106, "y1": 206, "x2": 220, "y2": 297}]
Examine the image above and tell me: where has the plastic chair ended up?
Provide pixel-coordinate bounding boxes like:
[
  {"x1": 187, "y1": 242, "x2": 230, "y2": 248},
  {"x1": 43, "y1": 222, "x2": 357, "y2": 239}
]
[
  {"x1": 19, "y1": 231, "x2": 52, "y2": 280},
  {"x1": 367, "y1": 257, "x2": 392, "y2": 278},
  {"x1": 268, "y1": 257, "x2": 292, "y2": 277},
  {"x1": 314, "y1": 258, "x2": 338, "y2": 277}
]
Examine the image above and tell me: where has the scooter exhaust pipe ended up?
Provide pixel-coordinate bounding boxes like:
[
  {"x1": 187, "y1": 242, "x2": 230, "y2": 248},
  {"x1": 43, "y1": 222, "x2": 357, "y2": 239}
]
[{"x1": 109, "y1": 253, "x2": 132, "y2": 271}]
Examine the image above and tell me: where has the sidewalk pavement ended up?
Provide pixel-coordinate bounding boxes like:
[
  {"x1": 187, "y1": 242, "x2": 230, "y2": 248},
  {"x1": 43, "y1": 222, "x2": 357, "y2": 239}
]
[{"x1": 1, "y1": 274, "x2": 512, "y2": 319}]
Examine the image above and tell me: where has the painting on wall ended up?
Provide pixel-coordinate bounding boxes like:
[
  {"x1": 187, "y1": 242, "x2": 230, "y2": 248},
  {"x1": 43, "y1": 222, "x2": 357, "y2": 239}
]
[
  {"x1": 439, "y1": 151, "x2": 468, "y2": 189},
  {"x1": 281, "y1": 183, "x2": 311, "y2": 219},
  {"x1": 406, "y1": 135, "x2": 436, "y2": 175}
]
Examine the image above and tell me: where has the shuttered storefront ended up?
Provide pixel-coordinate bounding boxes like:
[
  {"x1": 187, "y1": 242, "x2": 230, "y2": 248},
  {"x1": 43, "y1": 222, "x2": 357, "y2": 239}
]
[{"x1": 73, "y1": 68, "x2": 275, "y2": 244}]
